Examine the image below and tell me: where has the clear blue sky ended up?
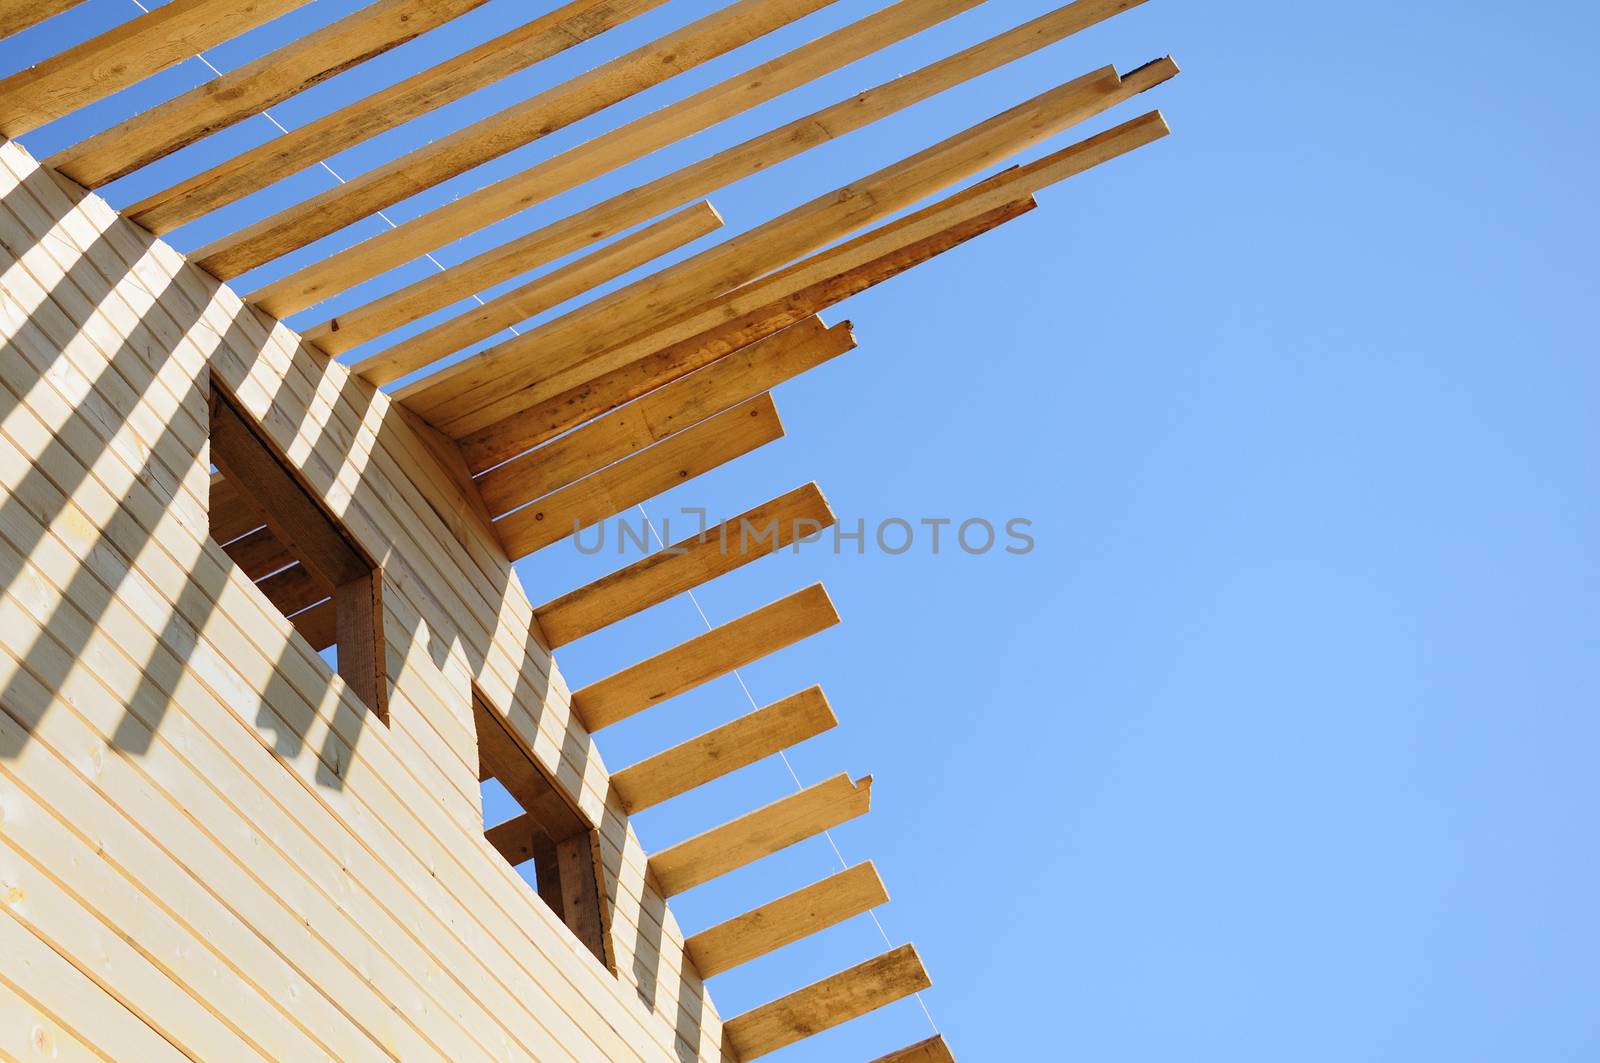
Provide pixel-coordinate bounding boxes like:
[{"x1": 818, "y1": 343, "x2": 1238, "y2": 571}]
[{"x1": 7, "y1": 2, "x2": 1600, "y2": 1059}]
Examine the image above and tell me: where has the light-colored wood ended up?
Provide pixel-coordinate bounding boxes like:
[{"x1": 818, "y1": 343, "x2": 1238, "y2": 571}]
[
  {"x1": 454, "y1": 97, "x2": 1174, "y2": 471},
  {"x1": 341, "y1": 201, "x2": 724, "y2": 376},
  {"x1": 406, "y1": 64, "x2": 1128, "y2": 435},
  {"x1": 252, "y1": 0, "x2": 993, "y2": 319},
  {"x1": 721, "y1": 944, "x2": 931, "y2": 1060},
  {"x1": 685, "y1": 861, "x2": 888, "y2": 978},
  {"x1": 194, "y1": 0, "x2": 840, "y2": 280},
  {"x1": 571, "y1": 583, "x2": 838, "y2": 732},
  {"x1": 492, "y1": 393, "x2": 784, "y2": 559},
  {"x1": 0, "y1": 0, "x2": 85, "y2": 40},
  {"x1": 870, "y1": 1034, "x2": 959, "y2": 1063},
  {"x1": 276, "y1": 0, "x2": 1148, "y2": 331},
  {"x1": 123, "y1": 0, "x2": 668, "y2": 234},
  {"x1": 49, "y1": 0, "x2": 491, "y2": 188},
  {"x1": 0, "y1": 0, "x2": 310, "y2": 137},
  {"x1": 452, "y1": 193, "x2": 1025, "y2": 471},
  {"x1": 479, "y1": 319, "x2": 850, "y2": 515},
  {"x1": 648, "y1": 773, "x2": 871, "y2": 898},
  {"x1": 611, "y1": 686, "x2": 837, "y2": 813},
  {"x1": 534, "y1": 481, "x2": 835, "y2": 648}
]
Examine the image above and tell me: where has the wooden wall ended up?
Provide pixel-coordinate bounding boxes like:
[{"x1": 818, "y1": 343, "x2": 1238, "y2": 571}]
[{"x1": 0, "y1": 137, "x2": 726, "y2": 1062}]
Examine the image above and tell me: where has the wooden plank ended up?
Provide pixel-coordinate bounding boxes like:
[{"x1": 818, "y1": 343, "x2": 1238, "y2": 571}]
[
  {"x1": 249, "y1": 0, "x2": 997, "y2": 318},
  {"x1": 571, "y1": 582, "x2": 838, "y2": 732},
  {"x1": 612, "y1": 687, "x2": 837, "y2": 813},
  {"x1": 492, "y1": 393, "x2": 784, "y2": 560},
  {"x1": 534, "y1": 481, "x2": 835, "y2": 649},
  {"x1": 218, "y1": 523, "x2": 297, "y2": 579},
  {"x1": 722, "y1": 944, "x2": 931, "y2": 1060},
  {"x1": 193, "y1": 0, "x2": 839, "y2": 280},
  {"x1": 870, "y1": 1034, "x2": 958, "y2": 1063},
  {"x1": 479, "y1": 319, "x2": 849, "y2": 516},
  {"x1": 207, "y1": 472, "x2": 264, "y2": 543},
  {"x1": 0, "y1": 0, "x2": 310, "y2": 137},
  {"x1": 685, "y1": 861, "x2": 887, "y2": 978},
  {"x1": 272, "y1": 0, "x2": 1149, "y2": 328},
  {"x1": 407, "y1": 64, "x2": 1129, "y2": 435},
  {"x1": 342, "y1": 200, "x2": 724, "y2": 376},
  {"x1": 255, "y1": 562, "x2": 332, "y2": 617},
  {"x1": 334, "y1": 568, "x2": 388, "y2": 722},
  {"x1": 49, "y1": 0, "x2": 492, "y2": 188},
  {"x1": 648, "y1": 773, "x2": 870, "y2": 898},
  {"x1": 123, "y1": 0, "x2": 670, "y2": 234},
  {"x1": 0, "y1": 0, "x2": 86, "y2": 41},
  {"x1": 455, "y1": 96, "x2": 1174, "y2": 470},
  {"x1": 458, "y1": 197, "x2": 1031, "y2": 472}
]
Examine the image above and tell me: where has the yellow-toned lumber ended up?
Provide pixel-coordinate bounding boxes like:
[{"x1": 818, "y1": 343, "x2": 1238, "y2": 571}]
[
  {"x1": 406, "y1": 64, "x2": 1129, "y2": 435},
  {"x1": 572, "y1": 583, "x2": 838, "y2": 732},
  {"x1": 289, "y1": 598, "x2": 338, "y2": 651},
  {"x1": 280, "y1": 0, "x2": 1148, "y2": 333},
  {"x1": 208, "y1": 472, "x2": 265, "y2": 544},
  {"x1": 649, "y1": 772, "x2": 870, "y2": 898},
  {"x1": 685, "y1": 861, "x2": 888, "y2": 978},
  {"x1": 255, "y1": 0, "x2": 999, "y2": 320},
  {"x1": 124, "y1": 0, "x2": 668, "y2": 234},
  {"x1": 0, "y1": 0, "x2": 309, "y2": 137},
  {"x1": 611, "y1": 686, "x2": 837, "y2": 813},
  {"x1": 49, "y1": 0, "x2": 491, "y2": 188},
  {"x1": 492, "y1": 393, "x2": 784, "y2": 559},
  {"x1": 453, "y1": 96, "x2": 1175, "y2": 470},
  {"x1": 723, "y1": 944, "x2": 931, "y2": 1059},
  {"x1": 871, "y1": 1035, "x2": 959, "y2": 1063},
  {"x1": 344, "y1": 201, "x2": 724, "y2": 378},
  {"x1": 0, "y1": 0, "x2": 84, "y2": 40},
  {"x1": 194, "y1": 0, "x2": 839, "y2": 280},
  {"x1": 255, "y1": 563, "x2": 332, "y2": 617},
  {"x1": 217, "y1": 524, "x2": 296, "y2": 580},
  {"x1": 459, "y1": 197, "x2": 1030, "y2": 471},
  {"x1": 478, "y1": 319, "x2": 851, "y2": 515},
  {"x1": 533, "y1": 480, "x2": 834, "y2": 648}
]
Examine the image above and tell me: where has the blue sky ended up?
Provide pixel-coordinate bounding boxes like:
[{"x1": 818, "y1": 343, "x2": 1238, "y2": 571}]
[{"x1": 6, "y1": 1, "x2": 1600, "y2": 1059}]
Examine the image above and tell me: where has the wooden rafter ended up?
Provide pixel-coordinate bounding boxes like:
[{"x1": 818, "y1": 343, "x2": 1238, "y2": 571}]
[
  {"x1": 533, "y1": 481, "x2": 836, "y2": 649},
  {"x1": 721, "y1": 944, "x2": 932, "y2": 1059},
  {"x1": 610, "y1": 686, "x2": 837, "y2": 813},
  {"x1": 48, "y1": 0, "x2": 492, "y2": 188},
  {"x1": 648, "y1": 773, "x2": 871, "y2": 898},
  {"x1": 346, "y1": 202, "x2": 725, "y2": 382},
  {"x1": 477, "y1": 320, "x2": 852, "y2": 516},
  {"x1": 571, "y1": 583, "x2": 838, "y2": 732},
  {"x1": 0, "y1": 0, "x2": 86, "y2": 41},
  {"x1": 268, "y1": 0, "x2": 1153, "y2": 332},
  {"x1": 685, "y1": 861, "x2": 888, "y2": 978},
  {"x1": 193, "y1": 0, "x2": 841, "y2": 280},
  {"x1": 123, "y1": 0, "x2": 670, "y2": 233},
  {"x1": 492, "y1": 394, "x2": 785, "y2": 559},
  {"x1": 871, "y1": 1035, "x2": 959, "y2": 1063},
  {"x1": 0, "y1": 0, "x2": 309, "y2": 137}
]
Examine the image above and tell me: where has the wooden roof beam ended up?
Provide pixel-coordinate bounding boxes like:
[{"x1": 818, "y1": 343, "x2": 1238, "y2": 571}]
[
  {"x1": 49, "y1": 0, "x2": 492, "y2": 188},
  {"x1": 452, "y1": 96, "x2": 1175, "y2": 470},
  {"x1": 648, "y1": 772, "x2": 870, "y2": 897},
  {"x1": 571, "y1": 583, "x2": 838, "y2": 732},
  {"x1": 405, "y1": 63, "x2": 1132, "y2": 435},
  {"x1": 533, "y1": 480, "x2": 835, "y2": 648},
  {"x1": 0, "y1": 0, "x2": 310, "y2": 137},
  {"x1": 611, "y1": 686, "x2": 837, "y2": 813},
  {"x1": 124, "y1": 0, "x2": 669, "y2": 234},
  {"x1": 459, "y1": 197, "x2": 1029, "y2": 471},
  {"x1": 0, "y1": 0, "x2": 86, "y2": 41},
  {"x1": 278, "y1": 0, "x2": 1153, "y2": 337},
  {"x1": 871, "y1": 1035, "x2": 959, "y2": 1063},
  {"x1": 348, "y1": 201, "x2": 724, "y2": 385},
  {"x1": 478, "y1": 319, "x2": 852, "y2": 516},
  {"x1": 492, "y1": 394, "x2": 784, "y2": 560},
  {"x1": 685, "y1": 861, "x2": 888, "y2": 978},
  {"x1": 194, "y1": 0, "x2": 841, "y2": 280},
  {"x1": 722, "y1": 944, "x2": 931, "y2": 1060},
  {"x1": 217, "y1": 525, "x2": 297, "y2": 581}
]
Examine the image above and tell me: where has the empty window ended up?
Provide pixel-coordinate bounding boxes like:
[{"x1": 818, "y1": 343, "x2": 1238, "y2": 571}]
[
  {"x1": 207, "y1": 378, "x2": 388, "y2": 723},
  {"x1": 475, "y1": 690, "x2": 612, "y2": 968}
]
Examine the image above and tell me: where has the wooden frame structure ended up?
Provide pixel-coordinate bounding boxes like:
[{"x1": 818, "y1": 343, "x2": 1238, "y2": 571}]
[{"x1": 0, "y1": 0, "x2": 1178, "y2": 1057}]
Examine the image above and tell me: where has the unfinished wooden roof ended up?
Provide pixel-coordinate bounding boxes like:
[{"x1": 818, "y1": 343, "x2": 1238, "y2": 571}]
[{"x1": 0, "y1": 0, "x2": 1178, "y2": 1057}]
